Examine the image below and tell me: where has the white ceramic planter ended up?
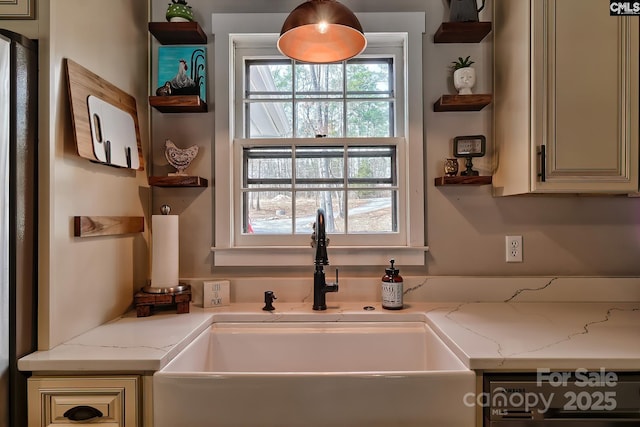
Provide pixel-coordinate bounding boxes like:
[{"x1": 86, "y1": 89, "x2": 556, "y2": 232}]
[{"x1": 453, "y1": 67, "x2": 476, "y2": 95}]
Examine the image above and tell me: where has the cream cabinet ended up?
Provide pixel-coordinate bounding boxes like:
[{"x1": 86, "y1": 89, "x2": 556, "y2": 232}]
[
  {"x1": 493, "y1": 0, "x2": 639, "y2": 195},
  {"x1": 27, "y1": 376, "x2": 140, "y2": 427}
]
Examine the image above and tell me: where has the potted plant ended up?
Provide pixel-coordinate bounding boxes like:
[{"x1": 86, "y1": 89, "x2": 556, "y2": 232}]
[
  {"x1": 166, "y1": 0, "x2": 194, "y2": 22},
  {"x1": 451, "y1": 56, "x2": 476, "y2": 95}
]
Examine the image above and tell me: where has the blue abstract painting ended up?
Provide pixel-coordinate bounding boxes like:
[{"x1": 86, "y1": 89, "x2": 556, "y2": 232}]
[{"x1": 157, "y1": 45, "x2": 206, "y2": 101}]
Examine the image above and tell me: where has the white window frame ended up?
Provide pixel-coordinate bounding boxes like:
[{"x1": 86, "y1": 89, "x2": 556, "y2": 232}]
[
  {"x1": 234, "y1": 41, "x2": 404, "y2": 247},
  {"x1": 211, "y1": 12, "x2": 426, "y2": 267}
]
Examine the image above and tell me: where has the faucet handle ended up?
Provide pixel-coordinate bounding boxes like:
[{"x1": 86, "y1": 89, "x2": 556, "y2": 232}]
[{"x1": 325, "y1": 268, "x2": 339, "y2": 293}]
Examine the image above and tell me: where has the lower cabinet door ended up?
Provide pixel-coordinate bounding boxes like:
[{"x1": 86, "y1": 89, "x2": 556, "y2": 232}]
[{"x1": 27, "y1": 376, "x2": 139, "y2": 427}]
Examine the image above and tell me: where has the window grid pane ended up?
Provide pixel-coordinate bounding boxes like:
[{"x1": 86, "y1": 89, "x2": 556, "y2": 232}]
[
  {"x1": 295, "y1": 101, "x2": 344, "y2": 138},
  {"x1": 295, "y1": 63, "x2": 344, "y2": 97},
  {"x1": 346, "y1": 58, "x2": 393, "y2": 98}
]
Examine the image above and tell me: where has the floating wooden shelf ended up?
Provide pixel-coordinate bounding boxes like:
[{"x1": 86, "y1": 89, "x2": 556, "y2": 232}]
[
  {"x1": 434, "y1": 22, "x2": 492, "y2": 43},
  {"x1": 149, "y1": 175, "x2": 208, "y2": 187},
  {"x1": 148, "y1": 22, "x2": 207, "y2": 44},
  {"x1": 434, "y1": 176, "x2": 492, "y2": 186},
  {"x1": 74, "y1": 216, "x2": 144, "y2": 237},
  {"x1": 433, "y1": 94, "x2": 492, "y2": 112},
  {"x1": 149, "y1": 95, "x2": 208, "y2": 113}
]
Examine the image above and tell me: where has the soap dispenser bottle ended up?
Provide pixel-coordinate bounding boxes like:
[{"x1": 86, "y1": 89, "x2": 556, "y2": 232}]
[{"x1": 381, "y1": 259, "x2": 403, "y2": 310}]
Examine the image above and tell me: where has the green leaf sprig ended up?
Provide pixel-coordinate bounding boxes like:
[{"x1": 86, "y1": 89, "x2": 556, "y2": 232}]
[{"x1": 451, "y1": 56, "x2": 475, "y2": 71}]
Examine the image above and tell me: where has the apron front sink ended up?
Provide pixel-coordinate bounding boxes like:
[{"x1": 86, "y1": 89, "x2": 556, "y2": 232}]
[{"x1": 154, "y1": 320, "x2": 475, "y2": 427}]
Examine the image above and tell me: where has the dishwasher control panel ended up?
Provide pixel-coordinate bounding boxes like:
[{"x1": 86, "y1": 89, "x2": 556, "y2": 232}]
[{"x1": 483, "y1": 371, "x2": 640, "y2": 425}]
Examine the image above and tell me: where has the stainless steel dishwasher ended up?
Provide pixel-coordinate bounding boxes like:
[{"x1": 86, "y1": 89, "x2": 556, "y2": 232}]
[{"x1": 483, "y1": 372, "x2": 640, "y2": 426}]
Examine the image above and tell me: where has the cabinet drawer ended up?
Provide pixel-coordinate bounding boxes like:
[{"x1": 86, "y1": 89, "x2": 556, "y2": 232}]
[{"x1": 28, "y1": 376, "x2": 139, "y2": 427}]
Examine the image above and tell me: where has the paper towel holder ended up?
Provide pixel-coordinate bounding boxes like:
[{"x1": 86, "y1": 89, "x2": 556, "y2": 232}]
[
  {"x1": 141, "y1": 204, "x2": 189, "y2": 294},
  {"x1": 136, "y1": 204, "x2": 192, "y2": 316}
]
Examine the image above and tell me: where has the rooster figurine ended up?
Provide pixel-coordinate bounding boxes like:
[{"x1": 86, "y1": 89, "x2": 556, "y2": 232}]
[{"x1": 164, "y1": 139, "x2": 199, "y2": 175}]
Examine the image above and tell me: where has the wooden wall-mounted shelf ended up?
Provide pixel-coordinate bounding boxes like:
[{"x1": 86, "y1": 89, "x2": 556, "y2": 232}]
[
  {"x1": 434, "y1": 22, "x2": 492, "y2": 43},
  {"x1": 433, "y1": 94, "x2": 492, "y2": 112},
  {"x1": 149, "y1": 95, "x2": 208, "y2": 113},
  {"x1": 149, "y1": 176, "x2": 208, "y2": 187},
  {"x1": 434, "y1": 176, "x2": 492, "y2": 186},
  {"x1": 74, "y1": 216, "x2": 145, "y2": 237},
  {"x1": 148, "y1": 22, "x2": 207, "y2": 45}
]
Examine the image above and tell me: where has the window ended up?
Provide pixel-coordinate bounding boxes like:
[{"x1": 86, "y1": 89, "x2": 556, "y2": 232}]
[
  {"x1": 239, "y1": 57, "x2": 398, "y2": 241},
  {"x1": 212, "y1": 13, "x2": 426, "y2": 266}
]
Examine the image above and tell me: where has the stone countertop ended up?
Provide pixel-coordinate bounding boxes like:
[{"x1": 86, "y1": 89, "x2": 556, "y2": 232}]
[
  {"x1": 18, "y1": 301, "x2": 640, "y2": 372},
  {"x1": 426, "y1": 302, "x2": 640, "y2": 371},
  {"x1": 18, "y1": 306, "x2": 215, "y2": 372}
]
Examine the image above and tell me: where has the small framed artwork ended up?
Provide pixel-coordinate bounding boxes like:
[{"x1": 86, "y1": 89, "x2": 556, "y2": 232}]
[
  {"x1": 157, "y1": 45, "x2": 207, "y2": 102},
  {"x1": 453, "y1": 135, "x2": 486, "y2": 158},
  {"x1": 0, "y1": 0, "x2": 35, "y2": 19}
]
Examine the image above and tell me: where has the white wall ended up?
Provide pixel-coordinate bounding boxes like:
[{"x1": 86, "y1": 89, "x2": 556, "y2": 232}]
[
  {"x1": 37, "y1": 0, "x2": 150, "y2": 349},
  {"x1": 149, "y1": 0, "x2": 640, "y2": 282},
  {"x1": 39, "y1": 0, "x2": 149, "y2": 348}
]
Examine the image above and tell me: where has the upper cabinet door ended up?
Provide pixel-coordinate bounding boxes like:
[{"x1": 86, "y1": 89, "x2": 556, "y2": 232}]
[{"x1": 493, "y1": 0, "x2": 639, "y2": 195}]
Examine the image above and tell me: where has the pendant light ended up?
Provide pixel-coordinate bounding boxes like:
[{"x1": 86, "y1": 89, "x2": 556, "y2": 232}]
[{"x1": 278, "y1": 0, "x2": 366, "y2": 63}]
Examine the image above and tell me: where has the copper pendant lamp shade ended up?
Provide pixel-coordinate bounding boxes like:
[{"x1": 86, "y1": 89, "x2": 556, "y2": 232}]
[{"x1": 278, "y1": 0, "x2": 367, "y2": 63}]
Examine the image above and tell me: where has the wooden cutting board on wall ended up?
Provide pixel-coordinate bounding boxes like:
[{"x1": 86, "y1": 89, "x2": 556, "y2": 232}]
[{"x1": 65, "y1": 58, "x2": 144, "y2": 170}]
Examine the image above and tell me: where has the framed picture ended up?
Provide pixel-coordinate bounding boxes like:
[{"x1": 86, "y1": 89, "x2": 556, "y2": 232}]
[
  {"x1": 157, "y1": 45, "x2": 207, "y2": 102},
  {"x1": 0, "y1": 0, "x2": 35, "y2": 19}
]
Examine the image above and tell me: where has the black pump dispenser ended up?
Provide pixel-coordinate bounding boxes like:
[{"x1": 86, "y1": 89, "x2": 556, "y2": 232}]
[
  {"x1": 385, "y1": 259, "x2": 399, "y2": 278},
  {"x1": 381, "y1": 258, "x2": 403, "y2": 310}
]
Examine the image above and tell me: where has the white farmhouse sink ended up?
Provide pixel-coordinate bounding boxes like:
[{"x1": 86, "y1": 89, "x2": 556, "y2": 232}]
[{"x1": 154, "y1": 320, "x2": 475, "y2": 427}]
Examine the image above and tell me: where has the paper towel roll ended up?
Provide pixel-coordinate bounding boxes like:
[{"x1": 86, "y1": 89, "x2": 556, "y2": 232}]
[{"x1": 151, "y1": 215, "x2": 179, "y2": 288}]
